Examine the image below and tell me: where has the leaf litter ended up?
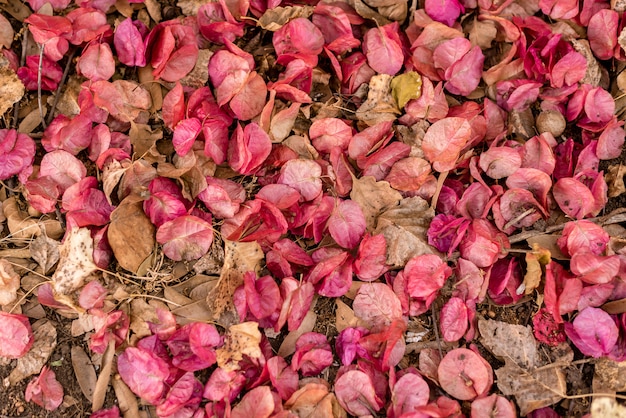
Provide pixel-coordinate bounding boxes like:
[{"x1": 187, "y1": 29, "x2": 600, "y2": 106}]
[{"x1": 2, "y1": 0, "x2": 626, "y2": 416}]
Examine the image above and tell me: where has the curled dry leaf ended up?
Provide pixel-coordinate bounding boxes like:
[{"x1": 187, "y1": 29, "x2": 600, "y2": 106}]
[
  {"x1": 0, "y1": 65, "x2": 25, "y2": 119},
  {"x1": 356, "y1": 74, "x2": 401, "y2": 126},
  {"x1": 216, "y1": 321, "x2": 262, "y2": 372},
  {"x1": 3, "y1": 197, "x2": 64, "y2": 240},
  {"x1": 51, "y1": 227, "x2": 98, "y2": 302},
  {"x1": 71, "y1": 345, "x2": 97, "y2": 402},
  {"x1": 0, "y1": 258, "x2": 20, "y2": 306},
  {"x1": 350, "y1": 175, "x2": 402, "y2": 231},
  {"x1": 108, "y1": 199, "x2": 156, "y2": 275},
  {"x1": 258, "y1": 5, "x2": 315, "y2": 31},
  {"x1": 207, "y1": 239, "x2": 263, "y2": 323},
  {"x1": 30, "y1": 234, "x2": 60, "y2": 275},
  {"x1": 9, "y1": 319, "x2": 57, "y2": 385}
]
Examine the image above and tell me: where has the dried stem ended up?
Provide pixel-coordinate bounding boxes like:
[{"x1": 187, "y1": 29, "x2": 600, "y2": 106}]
[
  {"x1": 37, "y1": 43, "x2": 47, "y2": 130},
  {"x1": 46, "y1": 48, "x2": 76, "y2": 125}
]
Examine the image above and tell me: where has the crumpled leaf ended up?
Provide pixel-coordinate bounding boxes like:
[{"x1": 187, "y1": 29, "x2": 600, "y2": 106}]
[
  {"x1": 350, "y1": 175, "x2": 402, "y2": 231},
  {"x1": 356, "y1": 74, "x2": 401, "y2": 126},
  {"x1": 25, "y1": 366, "x2": 63, "y2": 411},
  {"x1": 479, "y1": 319, "x2": 569, "y2": 415},
  {"x1": 0, "y1": 259, "x2": 20, "y2": 306},
  {"x1": 258, "y1": 5, "x2": 314, "y2": 31},
  {"x1": 0, "y1": 67, "x2": 25, "y2": 120},
  {"x1": 108, "y1": 199, "x2": 156, "y2": 274},
  {"x1": 9, "y1": 319, "x2": 57, "y2": 384},
  {"x1": 51, "y1": 228, "x2": 98, "y2": 302},
  {"x1": 216, "y1": 321, "x2": 262, "y2": 372}
]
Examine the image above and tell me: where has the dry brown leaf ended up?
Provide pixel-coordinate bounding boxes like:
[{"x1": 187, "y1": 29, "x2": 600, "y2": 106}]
[
  {"x1": 71, "y1": 345, "x2": 96, "y2": 402},
  {"x1": 143, "y1": 0, "x2": 161, "y2": 22},
  {"x1": 181, "y1": 49, "x2": 213, "y2": 89},
  {"x1": 350, "y1": 175, "x2": 402, "y2": 231},
  {"x1": 207, "y1": 239, "x2": 263, "y2": 324},
  {"x1": 335, "y1": 299, "x2": 359, "y2": 332},
  {"x1": 257, "y1": 5, "x2": 315, "y2": 31},
  {"x1": 468, "y1": 18, "x2": 497, "y2": 49},
  {"x1": 606, "y1": 164, "x2": 626, "y2": 198},
  {"x1": 0, "y1": 258, "x2": 20, "y2": 306},
  {"x1": 591, "y1": 397, "x2": 626, "y2": 418},
  {"x1": 593, "y1": 358, "x2": 626, "y2": 394},
  {"x1": 9, "y1": 319, "x2": 57, "y2": 384},
  {"x1": 0, "y1": 62, "x2": 25, "y2": 120},
  {"x1": 356, "y1": 74, "x2": 401, "y2": 126},
  {"x1": 3, "y1": 197, "x2": 63, "y2": 240},
  {"x1": 112, "y1": 373, "x2": 140, "y2": 418},
  {"x1": 114, "y1": 0, "x2": 133, "y2": 17},
  {"x1": 348, "y1": 0, "x2": 390, "y2": 26},
  {"x1": 0, "y1": 0, "x2": 31, "y2": 21},
  {"x1": 108, "y1": 199, "x2": 155, "y2": 274},
  {"x1": 284, "y1": 382, "x2": 347, "y2": 418},
  {"x1": 526, "y1": 234, "x2": 567, "y2": 260},
  {"x1": 216, "y1": 321, "x2": 262, "y2": 372},
  {"x1": 479, "y1": 319, "x2": 569, "y2": 415},
  {"x1": 18, "y1": 107, "x2": 45, "y2": 134},
  {"x1": 0, "y1": 13, "x2": 13, "y2": 48},
  {"x1": 138, "y1": 66, "x2": 162, "y2": 114},
  {"x1": 52, "y1": 227, "x2": 98, "y2": 302},
  {"x1": 378, "y1": 2, "x2": 407, "y2": 21},
  {"x1": 30, "y1": 234, "x2": 60, "y2": 274},
  {"x1": 374, "y1": 196, "x2": 436, "y2": 268},
  {"x1": 278, "y1": 310, "x2": 317, "y2": 357},
  {"x1": 129, "y1": 123, "x2": 164, "y2": 164},
  {"x1": 521, "y1": 244, "x2": 551, "y2": 295},
  {"x1": 92, "y1": 340, "x2": 115, "y2": 412}
]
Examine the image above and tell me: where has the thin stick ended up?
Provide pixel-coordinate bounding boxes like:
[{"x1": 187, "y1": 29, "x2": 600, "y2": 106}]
[
  {"x1": 46, "y1": 48, "x2": 75, "y2": 125},
  {"x1": 431, "y1": 303, "x2": 443, "y2": 360},
  {"x1": 37, "y1": 43, "x2": 47, "y2": 130}
]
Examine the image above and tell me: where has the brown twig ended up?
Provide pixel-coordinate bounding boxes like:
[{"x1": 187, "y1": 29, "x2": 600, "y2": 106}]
[
  {"x1": 46, "y1": 47, "x2": 76, "y2": 126},
  {"x1": 37, "y1": 43, "x2": 47, "y2": 130}
]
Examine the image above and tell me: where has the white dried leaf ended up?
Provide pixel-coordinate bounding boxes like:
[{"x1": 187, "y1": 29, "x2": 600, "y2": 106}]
[{"x1": 52, "y1": 228, "x2": 98, "y2": 298}]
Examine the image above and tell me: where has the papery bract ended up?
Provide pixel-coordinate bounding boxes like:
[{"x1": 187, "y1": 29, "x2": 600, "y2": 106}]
[
  {"x1": 228, "y1": 122, "x2": 272, "y2": 175},
  {"x1": 203, "y1": 368, "x2": 246, "y2": 402},
  {"x1": 363, "y1": 23, "x2": 404, "y2": 75},
  {"x1": 25, "y1": 14, "x2": 71, "y2": 61},
  {"x1": 470, "y1": 394, "x2": 517, "y2": 418},
  {"x1": 17, "y1": 55, "x2": 63, "y2": 91},
  {"x1": 67, "y1": 7, "x2": 110, "y2": 43},
  {"x1": 404, "y1": 254, "x2": 452, "y2": 313},
  {"x1": 425, "y1": 0, "x2": 464, "y2": 26},
  {"x1": 553, "y1": 177, "x2": 597, "y2": 219},
  {"x1": 327, "y1": 199, "x2": 366, "y2": 249},
  {"x1": 273, "y1": 18, "x2": 324, "y2": 66},
  {"x1": 118, "y1": 346, "x2": 170, "y2": 404},
  {"x1": 114, "y1": 18, "x2": 147, "y2": 67},
  {"x1": 353, "y1": 283, "x2": 403, "y2": 332},
  {"x1": 0, "y1": 312, "x2": 33, "y2": 358},
  {"x1": 62, "y1": 177, "x2": 115, "y2": 228},
  {"x1": 564, "y1": 307, "x2": 619, "y2": 358},
  {"x1": 291, "y1": 332, "x2": 334, "y2": 376},
  {"x1": 278, "y1": 159, "x2": 323, "y2": 201},
  {"x1": 145, "y1": 21, "x2": 198, "y2": 82},
  {"x1": 231, "y1": 386, "x2": 274, "y2": 418},
  {"x1": 156, "y1": 372, "x2": 203, "y2": 418},
  {"x1": 597, "y1": 118, "x2": 625, "y2": 160},
  {"x1": 143, "y1": 178, "x2": 189, "y2": 228},
  {"x1": 92, "y1": 80, "x2": 152, "y2": 122},
  {"x1": 479, "y1": 146, "x2": 522, "y2": 180},
  {"x1": 335, "y1": 370, "x2": 383, "y2": 416},
  {"x1": 77, "y1": 43, "x2": 115, "y2": 81},
  {"x1": 25, "y1": 366, "x2": 63, "y2": 411},
  {"x1": 557, "y1": 220, "x2": 609, "y2": 257},
  {"x1": 156, "y1": 215, "x2": 213, "y2": 261},
  {"x1": 388, "y1": 371, "x2": 430, "y2": 417},
  {"x1": 221, "y1": 199, "x2": 288, "y2": 245},
  {"x1": 438, "y1": 348, "x2": 492, "y2": 400},
  {"x1": 189, "y1": 322, "x2": 221, "y2": 365},
  {"x1": 353, "y1": 234, "x2": 389, "y2": 281},
  {"x1": 172, "y1": 118, "x2": 203, "y2": 157},
  {"x1": 39, "y1": 150, "x2": 87, "y2": 191},
  {"x1": 460, "y1": 219, "x2": 509, "y2": 268},
  {"x1": 587, "y1": 9, "x2": 619, "y2": 60},
  {"x1": 570, "y1": 254, "x2": 620, "y2": 284},
  {"x1": 440, "y1": 297, "x2": 469, "y2": 342},
  {"x1": 445, "y1": 46, "x2": 485, "y2": 97},
  {"x1": 78, "y1": 280, "x2": 107, "y2": 310},
  {"x1": 244, "y1": 272, "x2": 281, "y2": 320},
  {"x1": 422, "y1": 117, "x2": 471, "y2": 172},
  {"x1": 90, "y1": 310, "x2": 129, "y2": 354},
  {"x1": 0, "y1": 129, "x2": 36, "y2": 182},
  {"x1": 162, "y1": 82, "x2": 185, "y2": 131},
  {"x1": 198, "y1": 177, "x2": 245, "y2": 219},
  {"x1": 309, "y1": 118, "x2": 352, "y2": 153},
  {"x1": 267, "y1": 356, "x2": 298, "y2": 400}
]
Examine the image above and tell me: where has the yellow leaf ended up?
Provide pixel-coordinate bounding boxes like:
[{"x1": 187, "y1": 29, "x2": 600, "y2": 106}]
[{"x1": 390, "y1": 71, "x2": 422, "y2": 109}]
